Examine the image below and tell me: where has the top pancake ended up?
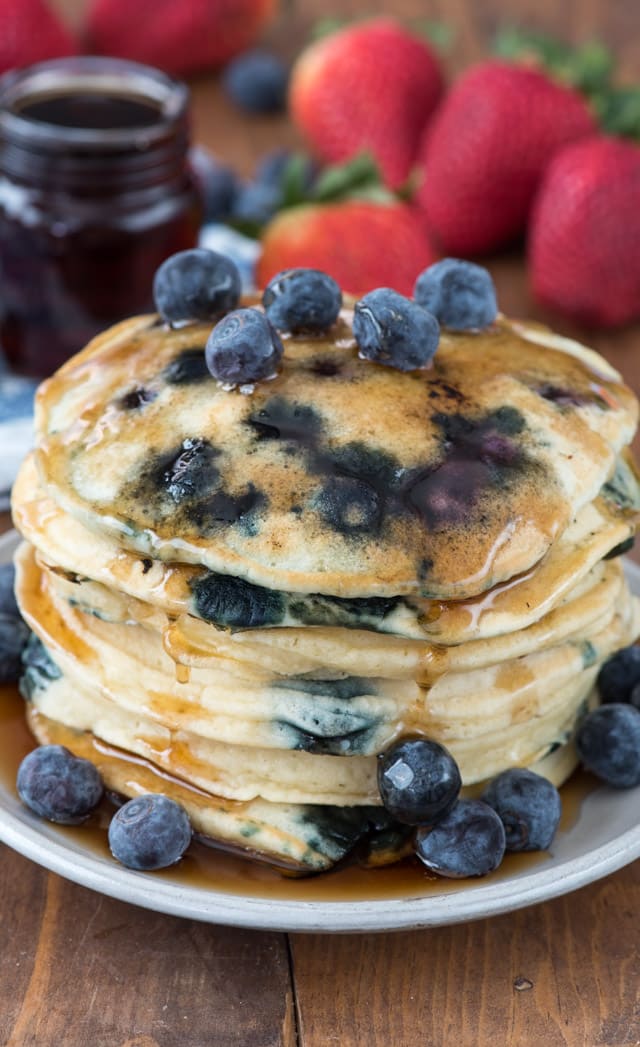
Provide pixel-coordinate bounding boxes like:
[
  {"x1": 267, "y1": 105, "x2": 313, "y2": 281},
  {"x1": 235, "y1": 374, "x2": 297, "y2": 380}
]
[{"x1": 34, "y1": 307, "x2": 638, "y2": 599}]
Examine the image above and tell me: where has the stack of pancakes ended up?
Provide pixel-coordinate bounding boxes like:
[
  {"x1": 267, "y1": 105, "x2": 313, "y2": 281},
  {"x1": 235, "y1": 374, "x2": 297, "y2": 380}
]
[{"x1": 12, "y1": 307, "x2": 640, "y2": 872}]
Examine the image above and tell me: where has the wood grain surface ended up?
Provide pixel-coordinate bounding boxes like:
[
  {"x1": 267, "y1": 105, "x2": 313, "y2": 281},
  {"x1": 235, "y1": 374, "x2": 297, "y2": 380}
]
[{"x1": 2, "y1": 1, "x2": 640, "y2": 1045}]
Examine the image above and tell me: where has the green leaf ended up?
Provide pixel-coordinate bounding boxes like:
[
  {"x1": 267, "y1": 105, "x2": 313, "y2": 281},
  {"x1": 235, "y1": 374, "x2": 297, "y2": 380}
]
[
  {"x1": 408, "y1": 19, "x2": 455, "y2": 53},
  {"x1": 311, "y1": 17, "x2": 348, "y2": 41},
  {"x1": 310, "y1": 152, "x2": 393, "y2": 203},
  {"x1": 593, "y1": 86, "x2": 640, "y2": 139},
  {"x1": 280, "y1": 153, "x2": 315, "y2": 208},
  {"x1": 494, "y1": 27, "x2": 613, "y2": 95}
]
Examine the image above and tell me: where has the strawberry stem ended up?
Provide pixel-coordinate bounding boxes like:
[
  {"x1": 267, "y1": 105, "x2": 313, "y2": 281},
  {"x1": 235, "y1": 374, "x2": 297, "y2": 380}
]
[
  {"x1": 594, "y1": 87, "x2": 640, "y2": 140},
  {"x1": 494, "y1": 28, "x2": 613, "y2": 94},
  {"x1": 407, "y1": 19, "x2": 455, "y2": 53},
  {"x1": 310, "y1": 153, "x2": 394, "y2": 204}
]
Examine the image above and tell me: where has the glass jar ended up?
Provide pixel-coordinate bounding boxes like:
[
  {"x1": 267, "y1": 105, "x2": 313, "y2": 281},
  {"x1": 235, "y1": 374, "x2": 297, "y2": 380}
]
[{"x1": 0, "y1": 56, "x2": 202, "y2": 376}]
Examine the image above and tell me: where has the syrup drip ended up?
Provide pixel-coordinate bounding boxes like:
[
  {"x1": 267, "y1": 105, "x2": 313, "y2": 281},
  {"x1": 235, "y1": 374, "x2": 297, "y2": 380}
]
[{"x1": 0, "y1": 684, "x2": 597, "y2": 902}]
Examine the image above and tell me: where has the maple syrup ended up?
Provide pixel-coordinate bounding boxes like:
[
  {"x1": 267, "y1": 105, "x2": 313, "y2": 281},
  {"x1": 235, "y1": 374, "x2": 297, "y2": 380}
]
[
  {"x1": 0, "y1": 682, "x2": 597, "y2": 902},
  {"x1": 0, "y1": 57, "x2": 202, "y2": 376}
]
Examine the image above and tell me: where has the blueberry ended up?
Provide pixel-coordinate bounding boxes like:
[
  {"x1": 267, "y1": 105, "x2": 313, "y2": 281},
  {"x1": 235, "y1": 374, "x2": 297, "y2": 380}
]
[
  {"x1": 189, "y1": 146, "x2": 239, "y2": 223},
  {"x1": 108, "y1": 794, "x2": 192, "y2": 871},
  {"x1": 415, "y1": 800, "x2": 506, "y2": 878},
  {"x1": 575, "y1": 704, "x2": 640, "y2": 788},
  {"x1": 0, "y1": 563, "x2": 19, "y2": 617},
  {"x1": 353, "y1": 289, "x2": 440, "y2": 372},
  {"x1": 17, "y1": 745, "x2": 103, "y2": 824},
  {"x1": 263, "y1": 269, "x2": 342, "y2": 334},
  {"x1": 117, "y1": 386, "x2": 156, "y2": 410},
  {"x1": 597, "y1": 645, "x2": 640, "y2": 703},
  {"x1": 0, "y1": 614, "x2": 30, "y2": 683},
  {"x1": 163, "y1": 348, "x2": 209, "y2": 385},
  {"x1": 414, "y1": 259, "x2": 498, "y2": 331},
  {"x1": 0, "y1": 565, "x2": 29, "y2": 684},
  {"x1": 255, "y1": 149, "x2": 316, "y2": 192},
  {"x1": 316, "y1": 476, "x2": 381, "y2": 535},
  {"x1": 377, "y1": 737, "x2": 461, "y2": 826},
  {"x1": 162, "y1": 438, "x2": 220, "y2": 502},
  {"x1": 481, "y1": 769, "x2": 561, "y2": 851},
  {"x1": 205, "y1": 308, "x2": 284, "y2": 385},
  {"x1": 603, "y1": 536, "x2": 635, "y2": 560},
  {"x1": 256, "y1": 149, "x2": 292, "y2": 186},
  {"x1": 153, "y1": 249, "x2": 241, "y2": 325},
  {"x1": 190, "y1": 571, "x2": 285, "y2": 628},
  {"x1": 232, "y1": 180, "x2": 282, "y2": 227},
  {"x1": 222, "y1": 49, "x2": 289, "y2": 114}
]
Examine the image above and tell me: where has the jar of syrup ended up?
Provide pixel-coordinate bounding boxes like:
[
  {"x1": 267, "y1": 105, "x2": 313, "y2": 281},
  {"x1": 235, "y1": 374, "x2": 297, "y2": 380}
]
[{"x1": 0, "y1": 57, "x2": 202, "y2": 376}]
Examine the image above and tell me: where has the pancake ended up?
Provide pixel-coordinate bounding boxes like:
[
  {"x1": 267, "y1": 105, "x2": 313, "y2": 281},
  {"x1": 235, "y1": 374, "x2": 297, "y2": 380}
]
[
  {"x1": 15, "y1": 541, "x2": 639, "y2": 792},
  {"x1": 33, "y1": 309, "x2": 637, "y2": 599},
  {"x1": 12, "y1": 451, "x2": 638, "y2": 645},
  {"x1": 11, "y1": 296, "x2": 640, "y2": 874}
]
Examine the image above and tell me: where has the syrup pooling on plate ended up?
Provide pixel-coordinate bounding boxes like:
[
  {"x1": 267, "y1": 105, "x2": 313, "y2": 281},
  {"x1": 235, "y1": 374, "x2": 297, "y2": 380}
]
[{"x1": 0, "y1": 683, "x2": 602, "y2": 901}]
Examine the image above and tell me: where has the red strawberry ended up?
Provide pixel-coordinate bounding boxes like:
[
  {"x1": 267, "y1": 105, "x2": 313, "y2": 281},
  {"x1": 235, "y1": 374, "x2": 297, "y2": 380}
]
[
  {"x1": 0, "y1": 0, "x2": 76, "y2": 73},
  {"x1": 256, "y1": 200, "x2": 436, "y2": 296},
  {"x1": 289, "y1": 18, "x2": 443, "y2": 190},
  {"x1": 416, "y1": 61, "x2": 597, "y2": 255},
  {"x1": 529, "y1": 135, "x2": 640, "y2": 328},
  {"x1": 85, "y1": 0, "x2": 277, "y2": 77}
]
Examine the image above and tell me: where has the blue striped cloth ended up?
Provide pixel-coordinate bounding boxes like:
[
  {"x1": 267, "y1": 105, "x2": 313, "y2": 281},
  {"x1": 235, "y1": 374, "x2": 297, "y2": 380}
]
[{"x1": 0, "y1": 224, "x2": 260, "y2": 511}]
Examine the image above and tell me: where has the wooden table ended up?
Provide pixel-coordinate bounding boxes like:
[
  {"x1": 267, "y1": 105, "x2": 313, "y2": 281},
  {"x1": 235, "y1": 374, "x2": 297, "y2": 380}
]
[{"x1": 2, "y1": 2, "x2": 640, "y2": 1044}]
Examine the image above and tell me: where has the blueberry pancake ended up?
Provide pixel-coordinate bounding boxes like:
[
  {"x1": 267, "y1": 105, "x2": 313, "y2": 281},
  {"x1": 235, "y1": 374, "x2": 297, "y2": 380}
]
[
  {"x1": 11, "y1": 256, "x2": 640, "y2": 874},
  {"x1": 33, "y1": 308, "x2": 636, "y2": 600}
]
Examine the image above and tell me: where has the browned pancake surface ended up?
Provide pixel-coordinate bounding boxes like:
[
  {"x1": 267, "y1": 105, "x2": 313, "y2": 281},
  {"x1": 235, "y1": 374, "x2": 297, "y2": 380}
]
[{"x1": 34, "y1": 310, "x2": 637, "y2": 597}]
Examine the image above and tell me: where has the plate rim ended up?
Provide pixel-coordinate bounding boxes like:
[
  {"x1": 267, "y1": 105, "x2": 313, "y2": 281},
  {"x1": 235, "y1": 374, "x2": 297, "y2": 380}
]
[{"x1": 1, "y1": 527, "x2": 639, "y2": 933}]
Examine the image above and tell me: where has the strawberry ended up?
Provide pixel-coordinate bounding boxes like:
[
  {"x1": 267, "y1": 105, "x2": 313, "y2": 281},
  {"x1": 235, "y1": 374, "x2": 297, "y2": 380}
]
[
  {"x1": 289, "y1": 18, "x2": 443, "y2": 190},
  {"x1": 84, "y1": 0, "x2": 277, "y2": 77},
  {"x1": 416, "y1": 61, "x2": 597, "y2": 255},
  {"x1": 256, "y1": 200, "x2": 436, "y2": 296},
  {"x1": 529, "y1": 135, "x2": 640, "y2": 328},
  {"x1": 0, "y1": 0, "x2": 76, "y2": 73}
]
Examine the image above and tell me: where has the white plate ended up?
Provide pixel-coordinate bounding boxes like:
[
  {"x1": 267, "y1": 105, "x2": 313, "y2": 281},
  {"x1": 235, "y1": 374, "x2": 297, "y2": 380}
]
[{"x1": 1, "y1": 528, "x2": 639, "y2": 932}]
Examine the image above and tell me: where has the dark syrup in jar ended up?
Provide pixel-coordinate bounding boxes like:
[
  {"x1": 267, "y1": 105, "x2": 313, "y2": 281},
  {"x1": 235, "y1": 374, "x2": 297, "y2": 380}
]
[
  {"x1": 0, "y1": 58, "x2": 202, "y2": 377},
  {"x1": 0, "y1": 683, "x2": 596, "y2": 902},
  {"x1": 16, "y1": 92, "x2": 162, "y2": 130}
]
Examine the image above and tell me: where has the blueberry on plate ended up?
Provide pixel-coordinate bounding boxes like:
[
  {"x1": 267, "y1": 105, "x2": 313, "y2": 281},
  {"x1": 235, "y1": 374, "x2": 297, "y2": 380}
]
[
  {"x1": 575, "y1": 703, "x2": 640, "y2": 788},
  {"x1": 205, "y1": 307, "x2": 284, "y2": 386},
  {"x1": 108, "y1": 794, "x2": 192, "y2": 871},
  {"x1": 0, "y1": 564, "x2": 30, "y2": 684},
  {"x1": 415, "y1": 799, "x2": 506, "y2": 878},
  {"x1": 0, "y1": 614, "x2": 29, "y2": 683},
  {"x1": 353, "y1": 288, "x2": 440, "y2": 372},
  {"x1": 0, "y1": 563, "x2": 19, "y2": 618},
  {"x1": 153, "y1": 248, "x2": 241, "y2": 325},
  {"x1": 596, "y1": 645, "x2": 640, "y2": 704},
  {"x1": 222, "y1": 49, "x2": 289, "y2": 114},
  {"x1": 481, "y1": 768, "x2": 561, "y2": 851},
  {"x1": 414, "y1": 258, "x2": 498, "y2": 331},
  {"x1": 17, "y1": 745, "x2": 103, "y2": 824},
  {"x1": 377, "y1": 736, "x2": 461, "y2": 825},
  {"x1": 263, "y1": 269, "x2": 342, "y2": 334}
]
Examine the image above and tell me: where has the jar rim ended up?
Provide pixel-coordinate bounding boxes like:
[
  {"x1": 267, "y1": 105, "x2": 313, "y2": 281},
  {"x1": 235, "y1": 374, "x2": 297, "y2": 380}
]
[{"x1": 0, "y1": 56, "x2": 189, "y2": 153}]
